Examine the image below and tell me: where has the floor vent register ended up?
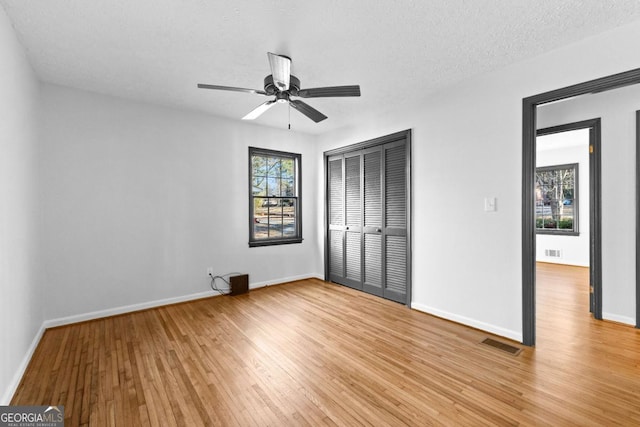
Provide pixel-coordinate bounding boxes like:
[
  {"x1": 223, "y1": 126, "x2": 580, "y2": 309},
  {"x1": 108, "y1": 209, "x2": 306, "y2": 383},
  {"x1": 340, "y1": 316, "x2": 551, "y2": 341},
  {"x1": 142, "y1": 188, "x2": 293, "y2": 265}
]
[{"x1": 481, "y1": 338, "x2": 522, "y2": 356}]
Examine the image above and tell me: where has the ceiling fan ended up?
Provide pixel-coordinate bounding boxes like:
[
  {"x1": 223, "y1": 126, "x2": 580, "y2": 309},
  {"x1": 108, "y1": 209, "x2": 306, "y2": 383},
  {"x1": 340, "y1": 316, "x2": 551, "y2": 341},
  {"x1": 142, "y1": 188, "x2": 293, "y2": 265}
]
[{"x1": 198, "y1": 52, "x2": 361, "y2": 123}]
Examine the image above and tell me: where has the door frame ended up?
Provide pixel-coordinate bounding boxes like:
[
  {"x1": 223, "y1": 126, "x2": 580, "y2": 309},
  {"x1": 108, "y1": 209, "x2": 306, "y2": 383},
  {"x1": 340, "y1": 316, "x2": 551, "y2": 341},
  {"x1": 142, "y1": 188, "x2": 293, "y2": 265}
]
[
  {"x1": 536, "y1": 119, "x2": 601, "y2": 316},
  {"x1": 636, "y1": 111, "x2": 640, "y2": 329},
  {"x1": 323, "y1": 129, "x2": 412, "y2": 306},
  {"x1": 522, "y1": 67, "x2": 640, "y2": 346}
]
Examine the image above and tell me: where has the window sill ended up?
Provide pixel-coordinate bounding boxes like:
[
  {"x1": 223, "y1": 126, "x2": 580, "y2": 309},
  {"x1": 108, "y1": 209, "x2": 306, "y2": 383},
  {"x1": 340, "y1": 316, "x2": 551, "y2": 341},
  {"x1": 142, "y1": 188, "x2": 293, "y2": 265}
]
[
  {"x1": 535, "y1": 230, "x2": 580, "y2": 236},
  {"x1": 249, "y1": 238, "x2": 303, "y2": 248}
]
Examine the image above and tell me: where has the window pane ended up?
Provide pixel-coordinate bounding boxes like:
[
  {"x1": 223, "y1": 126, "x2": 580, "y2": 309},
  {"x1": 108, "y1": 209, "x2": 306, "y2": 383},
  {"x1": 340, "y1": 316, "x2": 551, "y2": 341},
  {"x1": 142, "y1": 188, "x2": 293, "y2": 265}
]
[
  {"x1": 252, "y1": 177, "x2": 266, "y2": 196},
  {"x1": 252, "y1": 155, "x2": 267, "y2": 176},
  {"x1": 267, "y1": 157, "x2": 281, "y2": 177},
  {"x1": 282, "y1": 199, "x2": 297, "y2": 237},
  {"x1": 266, "y1": 177, "x2": 280, "y2": 196},
  {"x1": 267, "y1": 205, "x2": 283, "y2": 238},
  {"x1": 254, "y1": 197, "x2": 267, "y2": 224},
  {"x1": 253, "y1": 197, "x2": 269, "y2": 239},
  {"x1": 282, "y1": 178, "x2": 294, "y2": 197},
  {"x1": 281, "y1": 158, "x2": 294, "y2": 179}
]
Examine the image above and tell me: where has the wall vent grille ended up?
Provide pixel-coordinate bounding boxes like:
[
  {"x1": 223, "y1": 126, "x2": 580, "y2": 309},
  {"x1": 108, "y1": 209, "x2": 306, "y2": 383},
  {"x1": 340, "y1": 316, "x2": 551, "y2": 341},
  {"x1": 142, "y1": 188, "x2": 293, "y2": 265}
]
[{"x1": 544, "y1": 249, "x2": 562, "y2": 258}]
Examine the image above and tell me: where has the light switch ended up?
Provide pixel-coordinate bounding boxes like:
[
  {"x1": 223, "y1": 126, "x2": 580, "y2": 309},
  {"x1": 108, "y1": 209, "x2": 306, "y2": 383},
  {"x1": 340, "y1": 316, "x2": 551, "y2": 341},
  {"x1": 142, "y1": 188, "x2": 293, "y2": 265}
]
[{"x1": 484, "y1": 197, "x2": 497, "y2": 212}]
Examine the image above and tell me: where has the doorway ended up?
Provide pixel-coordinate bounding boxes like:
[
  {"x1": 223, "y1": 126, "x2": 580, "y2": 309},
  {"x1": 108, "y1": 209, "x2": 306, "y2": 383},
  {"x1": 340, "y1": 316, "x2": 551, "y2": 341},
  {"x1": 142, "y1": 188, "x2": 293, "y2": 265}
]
[
  {"x1": 522, "y1": 68, "x2": 640, "y2": 346},
  {"x1": 535, "y1": 121, "x2": 598, "y2": 320}
]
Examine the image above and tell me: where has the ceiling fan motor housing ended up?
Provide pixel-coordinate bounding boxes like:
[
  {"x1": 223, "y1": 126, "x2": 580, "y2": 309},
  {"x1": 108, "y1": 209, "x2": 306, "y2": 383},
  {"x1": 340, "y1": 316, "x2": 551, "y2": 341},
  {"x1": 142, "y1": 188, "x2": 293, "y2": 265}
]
[{"x1": 264, "y1": 74, "x2": 300, "y2": 96}]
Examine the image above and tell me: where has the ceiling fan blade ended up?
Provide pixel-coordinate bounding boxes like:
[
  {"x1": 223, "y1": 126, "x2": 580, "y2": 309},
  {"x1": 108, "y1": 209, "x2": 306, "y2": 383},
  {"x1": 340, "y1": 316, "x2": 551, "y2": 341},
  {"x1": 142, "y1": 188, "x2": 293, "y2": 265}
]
[
  {"x1": 267, "y1": 52, "x2": 291, "y2": 92},
  {"x1": 290, "y1": 100, "x2": 327, "y2": 123},
  {"x1": 197, "y1": 83, "x2": 267, "y2": 96},
  {"x1": 297, "y1": 85, "x2": 361, "y2": 98},
  {"x1": 242, "y1": 100, "x2": 276, "y2": 120}
]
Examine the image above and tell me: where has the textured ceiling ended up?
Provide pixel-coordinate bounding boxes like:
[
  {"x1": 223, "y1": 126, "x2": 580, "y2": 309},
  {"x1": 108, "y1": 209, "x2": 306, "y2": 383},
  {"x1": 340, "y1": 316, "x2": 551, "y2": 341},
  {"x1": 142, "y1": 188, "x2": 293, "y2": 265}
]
[{"x1": 3, "y1": 0, "x2": 640, "y2": 135}]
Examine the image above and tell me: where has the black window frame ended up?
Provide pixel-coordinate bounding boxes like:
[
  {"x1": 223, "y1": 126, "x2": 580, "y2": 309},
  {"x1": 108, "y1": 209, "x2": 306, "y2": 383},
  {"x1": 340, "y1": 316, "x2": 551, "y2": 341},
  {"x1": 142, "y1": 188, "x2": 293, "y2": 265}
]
[
  {"x1": 535, "y1": 162, "x2": 579, "y2": 236},
  {"x1": 249, "y1": 147, "x2": 302, "y2": 247}
]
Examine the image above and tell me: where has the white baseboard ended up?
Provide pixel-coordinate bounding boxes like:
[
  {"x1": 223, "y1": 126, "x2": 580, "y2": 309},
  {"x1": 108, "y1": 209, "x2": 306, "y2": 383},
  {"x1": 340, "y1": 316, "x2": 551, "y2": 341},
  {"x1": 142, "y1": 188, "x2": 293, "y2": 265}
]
[
  {"x1": 411, "y1": 302, "x2": 523, "y2": 343},
  {"x1": 603, "y1": 312, "x2": 635, "y2": 326},
  {"x1": 44, "y1": 289, "x2": 218, "y2": 329},
  {"x1": 250, "y1": 273, "x2": 324, "y2": 289},
  {"x1": 1, "y1": 324, "x2": 46, "y2": 405}
]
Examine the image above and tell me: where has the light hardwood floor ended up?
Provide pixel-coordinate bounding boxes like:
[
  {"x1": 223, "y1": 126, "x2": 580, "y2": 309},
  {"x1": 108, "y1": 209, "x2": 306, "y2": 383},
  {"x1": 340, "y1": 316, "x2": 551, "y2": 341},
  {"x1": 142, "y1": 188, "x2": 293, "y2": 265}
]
[{"x1": 12, "y1": 265, "x2": 640, "y2": 425}]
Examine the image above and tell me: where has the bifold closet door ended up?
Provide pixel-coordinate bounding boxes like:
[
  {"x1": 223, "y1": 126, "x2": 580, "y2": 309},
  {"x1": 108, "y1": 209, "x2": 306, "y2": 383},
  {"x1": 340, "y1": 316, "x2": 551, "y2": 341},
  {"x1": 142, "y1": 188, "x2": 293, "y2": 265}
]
[
  {"x1": 328, "y1": 156, "x2": 345, "y2": 283},
  {"x1": 344, "y1": 153, "x2": 363, "y2": 289},
  {"x1": 362, "y1": 147, "x2": 383, "y2": 296},
  {"x1": 326, "y1": 133, "x2": 409, "y2": 304},
  {"x1": 382, "y1": 140, "x2": 408, "y2": 303},
  {"x1": 328, "y1": 153, "x2": 363, "y2": 290}
]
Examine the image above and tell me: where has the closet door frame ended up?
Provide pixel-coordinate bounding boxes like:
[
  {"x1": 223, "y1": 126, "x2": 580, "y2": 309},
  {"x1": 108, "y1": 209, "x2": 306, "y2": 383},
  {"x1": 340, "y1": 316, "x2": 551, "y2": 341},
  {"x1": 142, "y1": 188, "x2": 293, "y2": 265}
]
[{"x1": 323, "y1": 129, "x2": 412, "y2": 307}]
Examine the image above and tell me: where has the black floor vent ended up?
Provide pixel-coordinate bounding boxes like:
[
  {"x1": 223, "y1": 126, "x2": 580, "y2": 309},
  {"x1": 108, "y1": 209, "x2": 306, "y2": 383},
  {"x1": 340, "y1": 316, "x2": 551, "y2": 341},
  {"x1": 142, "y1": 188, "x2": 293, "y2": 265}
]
[{"x1": 481, "y1": 338, "x2": 522, "y2": 356}]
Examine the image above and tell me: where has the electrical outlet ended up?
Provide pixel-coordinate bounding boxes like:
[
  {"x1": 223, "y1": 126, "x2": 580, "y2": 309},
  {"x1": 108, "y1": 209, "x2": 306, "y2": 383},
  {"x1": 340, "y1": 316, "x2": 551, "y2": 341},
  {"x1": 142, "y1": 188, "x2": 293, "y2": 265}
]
[{"x1": 206, "y1": 267, "x2": 213, "y2": 276}]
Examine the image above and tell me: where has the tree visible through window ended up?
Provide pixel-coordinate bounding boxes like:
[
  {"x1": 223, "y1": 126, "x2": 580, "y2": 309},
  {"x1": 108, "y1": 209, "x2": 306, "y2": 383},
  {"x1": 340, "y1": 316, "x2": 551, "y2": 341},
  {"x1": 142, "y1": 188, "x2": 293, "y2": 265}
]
[
  {"x1": 535, "y1": 163, "x2": 578, "y2": 234},
  {"x1": 249, "y1": 147, "x2": 302, "y2": 246}
]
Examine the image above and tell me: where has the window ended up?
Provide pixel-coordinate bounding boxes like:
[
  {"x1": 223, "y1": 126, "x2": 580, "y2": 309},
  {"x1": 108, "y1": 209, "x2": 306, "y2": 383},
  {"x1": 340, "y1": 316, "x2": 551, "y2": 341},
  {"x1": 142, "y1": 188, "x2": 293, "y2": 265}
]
[
  {"x1": 249, "y1": 147, "x2": 302, "y2": 247},
  {"x1": 535, "y1": 163, "x2": 578, "y2": 235}
]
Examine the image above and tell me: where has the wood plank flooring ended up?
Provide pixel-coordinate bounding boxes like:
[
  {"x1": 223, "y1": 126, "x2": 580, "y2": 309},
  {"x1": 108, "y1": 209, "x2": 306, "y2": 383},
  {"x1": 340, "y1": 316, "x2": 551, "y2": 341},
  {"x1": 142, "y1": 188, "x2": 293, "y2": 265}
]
[{"x1": 12, "y1": 267, "x2": 640, "y2": 425}]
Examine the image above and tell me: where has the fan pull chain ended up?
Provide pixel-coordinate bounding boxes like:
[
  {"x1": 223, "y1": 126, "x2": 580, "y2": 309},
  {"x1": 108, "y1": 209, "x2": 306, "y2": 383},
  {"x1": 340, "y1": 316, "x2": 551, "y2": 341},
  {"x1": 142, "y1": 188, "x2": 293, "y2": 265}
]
[{"x1": 288, "y1": 102, "x2": 291, "y2": 130}]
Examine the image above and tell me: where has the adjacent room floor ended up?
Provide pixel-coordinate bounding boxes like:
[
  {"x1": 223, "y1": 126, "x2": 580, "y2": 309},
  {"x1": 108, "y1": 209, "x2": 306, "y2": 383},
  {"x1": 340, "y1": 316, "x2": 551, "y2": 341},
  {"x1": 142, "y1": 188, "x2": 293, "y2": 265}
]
[{"x1": 12, "y1": 265, "x2": 640, "y2": 425}]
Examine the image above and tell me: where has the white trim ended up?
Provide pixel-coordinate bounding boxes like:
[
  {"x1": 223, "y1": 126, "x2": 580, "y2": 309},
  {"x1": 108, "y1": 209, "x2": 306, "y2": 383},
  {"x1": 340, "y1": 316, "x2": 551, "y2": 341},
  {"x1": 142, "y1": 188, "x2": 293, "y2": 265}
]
[
  {"x1": 602, "y1": 312, "x2": 635, "y2": 326},
  {"x1": 1, "y1": 324, "x2": 46, "y2": 405},
  {"x1": 44, "y1": 290, "x2": 217, "y2": 329},
  {"x1": 250, "y1": 273, "x2": 323, "y2": 289},
  {"x1": 411, "y1": 302, "x2": 523, "y2": 343}
]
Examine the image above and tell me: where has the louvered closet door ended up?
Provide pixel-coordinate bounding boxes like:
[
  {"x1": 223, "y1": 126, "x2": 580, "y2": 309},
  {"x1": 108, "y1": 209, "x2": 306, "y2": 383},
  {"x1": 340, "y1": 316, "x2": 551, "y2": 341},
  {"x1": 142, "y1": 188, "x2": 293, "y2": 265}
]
[
  {"x1": 343, "y1": 153, "x2": 363, "y2": 289},
  {"x1": 328, "y1": 152, "x2": 364, "y2": 291},
  {"x1": 362, "y1": 147, "x2": 383, "y2": 296},
  {"x1": 383, "y1": 140, "x2": 408, "y2": 303},
  {"x1": 328, "y1": 156, "x2": 345, "y2": 282}
]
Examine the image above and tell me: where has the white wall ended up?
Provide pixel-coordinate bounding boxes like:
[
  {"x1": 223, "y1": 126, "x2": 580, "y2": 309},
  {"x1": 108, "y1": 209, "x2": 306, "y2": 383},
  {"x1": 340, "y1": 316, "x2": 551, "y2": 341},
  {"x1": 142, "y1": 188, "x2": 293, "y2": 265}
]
[
  {"x1": 39, "y1": 84, "x2": 322, "y2": 322},
  {"x1": 316, "y1": 19, "x2": 640, "y2": 340},
  {"x1": 0, "y1": 6, "x2": 42, "y2": 404},
  {"x1": 536, "y1": 132, "x2": 590, "y2": 267},
  {"x1": 537, "y1": 84, "x2": 640, "y2": 325}
]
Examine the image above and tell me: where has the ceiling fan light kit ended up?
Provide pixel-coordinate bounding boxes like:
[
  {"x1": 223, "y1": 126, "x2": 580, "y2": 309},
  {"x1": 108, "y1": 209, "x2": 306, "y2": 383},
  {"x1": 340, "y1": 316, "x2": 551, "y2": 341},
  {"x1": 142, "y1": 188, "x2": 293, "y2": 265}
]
[{"x1": 198, "y1": 52, "x2": 361, "y2": 124}]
